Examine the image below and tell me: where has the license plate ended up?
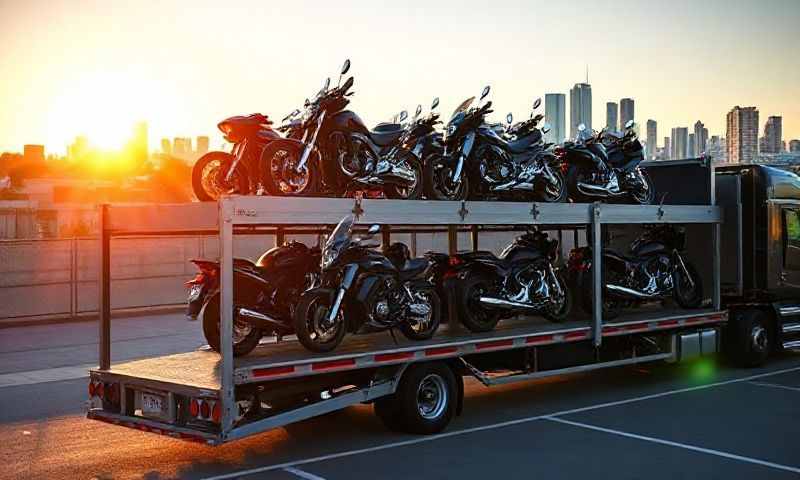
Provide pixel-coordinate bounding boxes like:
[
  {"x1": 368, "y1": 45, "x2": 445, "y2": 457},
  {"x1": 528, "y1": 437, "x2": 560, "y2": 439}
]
[
  {"x1": 141, "y1": 392, "x2": 164, "y2": 415},
  {"x1": 188, "y1": 285, "x2": 202, "y2": 301}
]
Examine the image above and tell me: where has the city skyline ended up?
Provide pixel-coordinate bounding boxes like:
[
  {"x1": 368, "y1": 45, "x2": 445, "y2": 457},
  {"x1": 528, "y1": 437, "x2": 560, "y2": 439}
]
[{"x1": 1, "y1": 0, "x2": 798, "y2": 154}]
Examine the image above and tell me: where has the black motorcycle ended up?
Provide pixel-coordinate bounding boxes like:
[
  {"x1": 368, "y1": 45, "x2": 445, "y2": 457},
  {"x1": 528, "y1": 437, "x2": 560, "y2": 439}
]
[
  {"x1": 444, "y1": 230, "x2": 572, "y2": 332},
  {"x1": 558, "y1": 121, "x2": 655, "y2": 204},
  {"x1": 187, "y1": 241, "x2": 321, "y2": 356},
  {"x1": 568, "y1": 224, "x2": 703, "y2": 318},
  {"x1": 424, "y1": 86, "x2": 566, "y2": 202},
  {"x1": 262, "y1": 60, "x2": 421, "y2": 199},
  {"x1": 293, "y1": 216, "x2": 442, "y2": 352}
]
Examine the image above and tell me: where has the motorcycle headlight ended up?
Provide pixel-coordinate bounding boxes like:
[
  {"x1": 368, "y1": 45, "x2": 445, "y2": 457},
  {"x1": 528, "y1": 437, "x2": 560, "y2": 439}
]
[
  {"x1": 447, "y1": 124, "x2": 457, "y2": 136},
  {"x1": 321, "y1": 246, "x2": 339, "y2": 270}
]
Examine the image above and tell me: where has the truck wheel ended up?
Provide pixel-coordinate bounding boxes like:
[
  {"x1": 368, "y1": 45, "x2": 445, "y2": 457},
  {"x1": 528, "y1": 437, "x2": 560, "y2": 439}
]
[
  {"x1": 725, "y1": 309, "x2": 771, "y2": 367},
  {"x1": 200, "y1": 294, "x2": 262, "y2": 357},
  {"x1": 376, "y1": 362, "x2": 457, "y2": 434}
]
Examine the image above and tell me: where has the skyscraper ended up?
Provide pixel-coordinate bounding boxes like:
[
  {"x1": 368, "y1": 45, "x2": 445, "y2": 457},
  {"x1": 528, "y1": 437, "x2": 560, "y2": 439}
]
[
  {"x1": 646, "y1": 120, "x2": 657, "y2": 160},
  {"x1": 688, "y1": 133, "x2": 696, "y2": 158},
  {"x1": 544, "y1": 93, "x2": 566, "y2": 143},
  {"x1": 570, "y1": 83, "x2": 592, "y2": 139},
  {"x1": 790, "y1": 140, "x2": 800, "y2": 153},
  {"x1": 663, "y1": 137, "x2": 671, "y2": 161},
  {"x1": 693, "y1": 121, "x2": 708, "y2": 156},
  {"x1": 130, "y1": 122, "x2": 148, "y2": 166},
  {"x1": 671, "y1": 127, "x2": 688, "y2": 160},
  {"x1": 726, "y1": 106, "x2": 759, "y2": 164},
  {"x1": 161, "y1": 138, "x2": 172, "y2": 155},
  {"x1": 620, "y1": 98, "x2": 634, "y2": 128},
  {"x1": 761, "y1": 116, "x2": 783, "y2": 154},
  {"x1": 196, "y1": 136, "x2": 210, "y2": 156},
  {"x1": 606, "y1": 102, "x2": 618, "y2": 132}
]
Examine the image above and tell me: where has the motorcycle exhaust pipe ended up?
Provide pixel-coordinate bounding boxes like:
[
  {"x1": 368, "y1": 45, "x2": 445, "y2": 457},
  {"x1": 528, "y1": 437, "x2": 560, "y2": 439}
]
[
  {"x1": 479, "y1": 296, "x2": 538, "y2": 310},
  {"x1": 605, "y1": 284, "x2": 659, "y2": 299},
  {"x1": 237, "y1": 307, "x2": 287, "y2": 329}
]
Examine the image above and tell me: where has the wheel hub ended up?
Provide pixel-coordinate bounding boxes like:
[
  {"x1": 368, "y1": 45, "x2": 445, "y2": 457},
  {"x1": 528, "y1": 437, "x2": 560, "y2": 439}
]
[
  {"x1": 416, "y1": 374, "x2": 447, "y2": 420},
  {"x1": 750, "y1": 325, "x2": 768, "y2": 352}
]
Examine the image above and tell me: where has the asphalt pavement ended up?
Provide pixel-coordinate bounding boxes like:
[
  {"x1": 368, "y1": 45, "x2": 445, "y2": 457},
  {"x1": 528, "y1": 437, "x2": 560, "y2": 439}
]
[{"x1": 1, "y1": 312, "x2": 799, "y2": 480}]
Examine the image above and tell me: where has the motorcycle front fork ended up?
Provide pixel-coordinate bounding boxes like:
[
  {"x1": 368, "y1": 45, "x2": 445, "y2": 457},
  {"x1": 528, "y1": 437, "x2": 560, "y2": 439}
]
[
  {"x1": 451, "y1": 132, "x2": 475, "y2": 183},
  {"x1": 673, "y1": 251, "x2": 695, "y2": 289}
]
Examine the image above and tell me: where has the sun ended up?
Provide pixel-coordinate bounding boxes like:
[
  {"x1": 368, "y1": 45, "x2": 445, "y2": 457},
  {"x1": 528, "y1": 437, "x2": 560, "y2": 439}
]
[{"x1": 48, "y1": 70, "x2": 167, "y2": 151}]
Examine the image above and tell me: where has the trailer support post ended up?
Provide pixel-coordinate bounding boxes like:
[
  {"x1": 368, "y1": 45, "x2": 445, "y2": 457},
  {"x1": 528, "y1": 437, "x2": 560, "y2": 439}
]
[
  {"x1": 712, "y1": 223, "x2": 721, "y2": 309},
  {"x1": 275, "y1": 227, "x2": 285, "y2": 248},
  {"x1": 219, "y1": 199, "x2": 235, "y2": 438},
  {"x1": 448, "y1": 225, "x2": 458, "y2": 255},
  {"x1": 471, "y1": 225, "x2": 479, "y2": 252},
  {"x1": 591, "y1": 203, "x2": 603, "y2": 347},
  {"x1": 98, "y1": 204, "x2": 111, "y2": 370},
  {"x1": 381, "y1": 225, "x2": 391, "y2": 253}
]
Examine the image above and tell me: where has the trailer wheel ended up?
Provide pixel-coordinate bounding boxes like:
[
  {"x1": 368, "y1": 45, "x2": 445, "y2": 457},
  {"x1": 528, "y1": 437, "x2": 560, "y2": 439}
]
[
  {"x1": 726, "y1": 309, "x2": 771, "y2": 367},
  {"x1": 375, "y1": 362, "x2": 457, "y2": 434}
]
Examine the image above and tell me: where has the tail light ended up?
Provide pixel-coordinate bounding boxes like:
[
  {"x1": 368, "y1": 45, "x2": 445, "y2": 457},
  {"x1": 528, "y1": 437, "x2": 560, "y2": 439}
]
[
  {"x1": 200, "y1": 400, "x2": 210, "y2": 419},
  {"x1": 212, "y1": 403, "x2": 221, "y2": 423},
  {"x1": 185, "y1": 272, "x2": 205, "y2": 287},
  {"x1": 188, "y1": 397, "x2": 220, "y2": 423},
  {"x1": 448, "y1": 256, "x2": 463, "y2": 267},
  {"x1": 189, "y1": 399, "x2": 200, "y2": 417}
]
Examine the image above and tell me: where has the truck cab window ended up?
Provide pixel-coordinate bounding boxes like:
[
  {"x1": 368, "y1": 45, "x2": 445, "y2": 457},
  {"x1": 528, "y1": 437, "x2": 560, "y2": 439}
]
[{"x1": 783, "y1": 209, "x2": 800, "y2": 269}]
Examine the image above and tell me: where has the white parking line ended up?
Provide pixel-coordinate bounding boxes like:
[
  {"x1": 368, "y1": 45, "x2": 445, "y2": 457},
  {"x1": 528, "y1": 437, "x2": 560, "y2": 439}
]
[
  {"x1": 283, "y1": 467, "x2": 327, "y2": 480},
  {"x1": 545, "y1": 416, "x2": 800, "y2": 474},
  {"x1": 0, "y1": 364, "x2": 95, "y2": 388},
  {"x1": 747, "y1": 381, "x2": 800, "y2": 393},
  {"x1": 200, "y1": 365, "x2": 800, "y2": 480}
]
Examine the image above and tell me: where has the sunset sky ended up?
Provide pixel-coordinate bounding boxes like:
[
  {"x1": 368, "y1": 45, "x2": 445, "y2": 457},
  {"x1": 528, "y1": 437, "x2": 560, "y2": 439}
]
[{"x1": 1, "y1": 0, "x2": 798, "y2": 154}]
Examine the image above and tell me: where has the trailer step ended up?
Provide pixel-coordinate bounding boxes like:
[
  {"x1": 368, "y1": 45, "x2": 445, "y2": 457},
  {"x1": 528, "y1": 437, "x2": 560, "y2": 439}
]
[
  {"x1": 782, "y1": 322, "x2": 800, "y2": 334},
  {"x1": 782, "y1": 340, "x2": 800, "y2": 350}
]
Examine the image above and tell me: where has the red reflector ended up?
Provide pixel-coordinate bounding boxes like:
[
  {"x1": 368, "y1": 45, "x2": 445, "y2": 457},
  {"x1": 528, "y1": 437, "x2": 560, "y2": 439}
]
[
  {"x1": 212, "y1": 402, "x2": 221, "y2": 423},
  {"x1": 95, "y1": 382, "x2": 104, "y2": 399},
  {"x1": 185, "y1": 273, "x2": 205, "y2": 287},
  {"x1": 88, "y1": 381, "x2": 95, "y2": 397},
  {"x1": 564, "y1": 331, "x2": 588, "y2": 341},
  {"x1": 312, "y1": 359, "x2": 356, "y2": 371},
  {"x1": 425, "y1": 346, "x2": 458, "y2": 356},
  {"x1": 448, "y1": 256, "x2": 462, "y2": 267},
  {"x1": 189, "y1": 399, "x2": 199, "y2": 417},
  {"x1": 200, "y1": 400, "x2": 210, "y2": 419},
  {"x1": 476, "y1": 339, "x2": 514, "y2": 350},
  {"x1": 374, "y1": 351, "x2": 415, "y2": 362},
  {"x1": 526, "y1": 334, "x2": 555, "y2": 344},
  {"x1": 252, "y1": 365, "x2": 295, "y2": 378}
]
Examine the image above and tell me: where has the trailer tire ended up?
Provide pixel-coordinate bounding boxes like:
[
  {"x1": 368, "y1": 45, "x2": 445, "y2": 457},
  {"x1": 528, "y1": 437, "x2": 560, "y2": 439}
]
[
  {"x1": 378, "y1": 362, "x2": 457, "y2": 434},
  {"x1": 725, "y1": 309, "x2": 771, "y2": 367}
]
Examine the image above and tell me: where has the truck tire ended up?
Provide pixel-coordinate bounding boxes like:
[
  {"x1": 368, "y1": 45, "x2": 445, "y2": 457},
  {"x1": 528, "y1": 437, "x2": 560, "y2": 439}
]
[
  {"x1": 725, "y1": 309, "x2": 771, "y2": 367},
  {"x1": 375, "y1": 362, "x2": 457, "y2": 434}
]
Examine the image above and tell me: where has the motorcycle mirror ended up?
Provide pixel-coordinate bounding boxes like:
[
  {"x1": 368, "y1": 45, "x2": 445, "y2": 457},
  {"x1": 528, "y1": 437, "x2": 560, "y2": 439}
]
[
  {"x1": 341, "y1": 59, "x2": 351, "y2": 75},
  {"x1": 399, "y1": 110, "x2": 408, "y2": 122},
  {"x1": 625, "y1": 119, "x2": 635, "y2": 130},
  {"x1": 542, "y1": 126, "x2": 551, "y2": 134},
  {"x1": 431, "y1": 97, "x2": 439, "y2": 110},
  {"x1": 578, "y1": 123, "x2": 586, "y2": 132},
  {"x1": 367, "y1": 224, "x2": 380, "y2": 235},
  {"x1": 533, "y1": 113, "x2": 544, "y2": 123},
  {"x1": 533, "y1": 98, "x2": 542, "y2": 110},
  {"x1": 323, "y1": 77, "x2": 331, "y2": 91},
  {"x1": 416, "y1": 104, "x2": 422, "y2": 117},
  {"x1": 480, "y1": 85, "x2": 491, "y2": 100},
  {"x1": 305, "y1": 98, "x2": 310, "y2": 107},
  {"x1": 506, "y1": 112, "x2": 513, "y2": 125}
]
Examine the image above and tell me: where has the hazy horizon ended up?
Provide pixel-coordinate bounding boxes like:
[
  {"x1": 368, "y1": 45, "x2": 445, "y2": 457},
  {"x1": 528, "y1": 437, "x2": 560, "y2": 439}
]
[{"x1": 1, "y1": 0, "x2": 798, "y2": 154}]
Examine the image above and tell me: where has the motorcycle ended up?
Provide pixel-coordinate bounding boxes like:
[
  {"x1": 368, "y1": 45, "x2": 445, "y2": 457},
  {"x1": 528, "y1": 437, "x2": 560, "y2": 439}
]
[
  {"x1": 293, "y1": 216, "x2": 442, "y2": 352},
  {"x1": 558, "y1": 120, "x2": 655, "y2": 204},
  {"x1": 262, "y1": 60, "x2": 421, "y2": 198},
  {"x1": 568, "y1": 224, "x2": 703, "y2": 319},
  {"x1": 186, "y1": 241, "x2": 321, "y2": 356},
  {"x1": 424, "y1": 87, "x2": 566, "y2": 202},
  {"x1": 445, "y1": 230, "x2": 572, "y2": 332}
]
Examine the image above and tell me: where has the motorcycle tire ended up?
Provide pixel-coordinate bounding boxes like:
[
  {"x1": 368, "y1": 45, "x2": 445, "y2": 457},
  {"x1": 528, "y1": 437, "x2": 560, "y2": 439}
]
[
  {"x1": 629, "y1": 169, "x2": 656, "y2": 205},
  {"x1": 673, "y1": 261, "x2": 703, "y2": 308},
  {"x1": 577, "y1": 268, "x2": 620, "y2": 320},
  {"x1": 399, "y1": 288, "x2": 442, "y2": 340},
  {"x1": 200, "y1": 293, "x2": 261, "y2": 357},
  {"x1": 456, "y1": 274, "x2": 501, "y2": 332},
  {"x1": 385, "y1": 156, "x2": 424, "y2": 200},
  {"x1": 192, "y1": 152, "x2": 250, "y2": 202},
  {"x1": 261, "y1": 141, "x2": 319, "y2": 197},
  {"x1": 536, "y1": 167, "x2": 568, "y2": 203},
  {"x1": 293, "y1": 288, "x2": 347, "y2": 353},
  {"x1": 542, "y1": 271, "x2": 573, "y2": 323},
  {"x1": 423, "y1": 155, "x2": 469, "y2": 201},
  {"x1": 565, "y1": 165, "x2": 590, "y2": 203}
]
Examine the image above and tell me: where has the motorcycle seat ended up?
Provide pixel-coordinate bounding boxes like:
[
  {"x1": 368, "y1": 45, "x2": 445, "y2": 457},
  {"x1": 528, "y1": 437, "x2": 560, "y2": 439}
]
[
  {"x1": 369, "y1": 126, "x2": 404, "y2": 147},
  {"x1": 398, "y1": 258, "x2": 429, "y2": 280},
  {"x1": 507, "y1": 130, "x2": 542, "y2": 154}
]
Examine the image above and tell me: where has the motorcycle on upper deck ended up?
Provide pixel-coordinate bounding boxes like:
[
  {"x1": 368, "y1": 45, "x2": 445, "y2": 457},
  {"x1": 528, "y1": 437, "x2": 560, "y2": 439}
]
[
  {"x1": 423, "y1": 87, "x2": 566, "y2": 202},
  {"x1": 261, "y1": 60, "x2": 422, "y2": 199},
  {"x1": 558, "y1": 120, "x2": 655, "y2": 204}
]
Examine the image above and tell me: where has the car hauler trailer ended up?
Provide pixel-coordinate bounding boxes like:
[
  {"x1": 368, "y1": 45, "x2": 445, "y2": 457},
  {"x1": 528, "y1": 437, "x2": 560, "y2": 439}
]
[{"x1": 87, "y1": 160, "x2": 730, "y2": 445}]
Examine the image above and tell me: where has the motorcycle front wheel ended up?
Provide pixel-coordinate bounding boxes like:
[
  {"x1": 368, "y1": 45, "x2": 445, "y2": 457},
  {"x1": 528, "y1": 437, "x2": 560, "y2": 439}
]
[
  {"x1": 192, "y1": 152, "x2": 250, "y2": 201},
  {"x1": 673, "y1": 261, "x2": 703, "y2": 308},
  {"x1": 261, "y1": 141, "x2": 319, "y2": 197},
  {"x1": 423, "y1": 155, "x2": 469, "y2": 201},
  {"x1": 542, "y1": 271, "x2": 573, "y2": 322},
  {"x1": 629, "y1": 169, "x2": 656, "y2": 205},
  {"x1": 293, "y1": 289, "x2": 347, "y2": 353},
  {"x1": 200, "y1": 293, "x2": 262, "y2": 357},
  {"x1": 399, "y1": 288, "x2": 442, "y2": 340}
]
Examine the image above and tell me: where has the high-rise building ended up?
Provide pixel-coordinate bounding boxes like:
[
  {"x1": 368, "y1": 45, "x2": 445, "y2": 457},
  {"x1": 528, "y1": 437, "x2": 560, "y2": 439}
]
[
  {"x1": 790, "y1": 139, "x2": 800, "y2": 153},
  {"x1": 693, "y1": 121, "x2": 708, "y2": 156},
  {"x1": 570, "y1": 83, "x2": 592, "y2": 139},
  {"x1": 544, "y1": 93, "x2": 566, "y2": 143},
  {"x1": 161, "y1": 138, "x2": 172, "y2": 155},
  {"x1": 726, "y1": 106, "x2": 759, "y2": 164},
  {"x1": 663, "y1": 137, "x2": 671, "y2": 161},
  {"x1": 761, "y1": 116, "x2": 783, "y2": 154},
  {"x1": 646, "y1": 120, "x2": 657, "y2": 160},
  {"x1": 671, "y1": 127, "x2": 688, "y2": 160},
  {"x1": 130, "y1": 122, "x2": 148, "y2": 166},
  {"x1": 173, "y1": 137, "x2": 191, "y2": 156},
  {"x1": 196, "y1": 136, "x2": 209, "y2": 156},
  {"x1": 688, "y1": 134, "x2": 696, "y2": 158},
  {"x1": 68, "y1": 136, "x2": 89, "y2": 160},
  {"x1": 23, "y1": 145, "x2": 45, "y2": 166},
  {"x1": 620, "y1": 98, "x2": 634, "y2": 128},
  {"x1": 606, "y1": 102, "x2": 618, "y2": 132}
]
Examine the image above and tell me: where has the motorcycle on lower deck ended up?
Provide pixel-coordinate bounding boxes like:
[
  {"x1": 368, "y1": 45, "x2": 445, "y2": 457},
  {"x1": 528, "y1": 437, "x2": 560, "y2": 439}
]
[
  {"x1": 424, "y1": 86, "x2": 566, "y2": 202},
  {"x1": 186, "y1": 241, "x2": 321, "y2": 356},
  {"x1": 444, "y1": 230, "x2": 572, "y2": 332},
  {"x1": 558, "y1": 121, "x2": 655, "y2": 204},
  {"x1": 568, "y1": 224, "x2": 703, "y2": 319},
  {"x1": 293, "y1": 216, "x2": 442, "y2": 352},
  {"x1": 261, "y1": 59, "x2": 422, "y2": 199}
]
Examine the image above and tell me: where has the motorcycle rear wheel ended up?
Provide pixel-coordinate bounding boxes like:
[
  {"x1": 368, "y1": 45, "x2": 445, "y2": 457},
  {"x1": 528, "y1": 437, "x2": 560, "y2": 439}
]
[
  {"x1": 385, "y1": 155, "x2": 424, "y2": 200},
  {"x1": 399, "y1": 288, "x2": 442, "y2": 340},
  {"x1": 629, "y1": 169, "x2": 656, "y2": 205},
  {"x1": 293, "y1": 289, "x2": 347, "y2": 353},
  {"x1": 192, "y1": 152, "x2": 250, "y2": 202},
  {"x1": 456, "y1": 274, "x2": 501, "y2": 332},
  {"x1": 536, "y1": 167, "x2": 568, "y2": 203},
  {"x1": 200, "y1": 293, "x2": 262, "y2": 357},
  {"x1": 261, "y1": 142, "x2": 319, "y2": 197},
  {"x1": 577, "y1": 268, "x2": 620, "y2": 320}
]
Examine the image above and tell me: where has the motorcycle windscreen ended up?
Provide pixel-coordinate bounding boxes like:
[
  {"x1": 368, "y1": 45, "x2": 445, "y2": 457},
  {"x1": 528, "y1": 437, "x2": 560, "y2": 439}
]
[
  {"x1": 326, "y1": 215, "x2": 354, "y2": 250},
  {"x1": 449, "y1": 96, "x2": 475, "y2": 122}
]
